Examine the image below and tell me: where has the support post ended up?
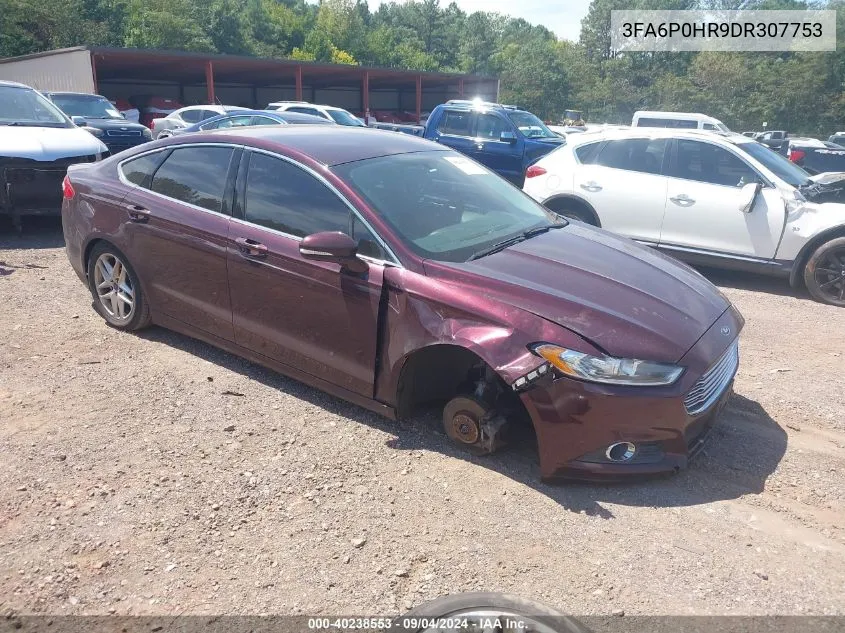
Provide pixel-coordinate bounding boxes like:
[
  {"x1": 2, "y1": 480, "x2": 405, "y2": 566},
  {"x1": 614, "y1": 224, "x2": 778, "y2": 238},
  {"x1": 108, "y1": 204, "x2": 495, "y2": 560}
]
[
  {"x1": 205, "y1": 61, "x2": 216, "y2": 104},
  {"x1": 295, "y1": 66, "x2": 303, "y2": 101},
  {"x1": 458, "y1": 78, "x2": 464, "y2": 98},
  {"x1": 362, "y1": 71, "x2": 370, "y2": 123},
  {"x1": 415, "y1": 75, "x2": 422, "y2": 124}
]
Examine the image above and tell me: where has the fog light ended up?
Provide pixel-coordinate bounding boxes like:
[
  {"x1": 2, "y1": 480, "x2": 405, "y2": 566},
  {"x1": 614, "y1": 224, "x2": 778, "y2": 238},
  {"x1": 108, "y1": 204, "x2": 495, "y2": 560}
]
[{"x1": 605, "y1": 442, "x2": 637, "y2": 463}]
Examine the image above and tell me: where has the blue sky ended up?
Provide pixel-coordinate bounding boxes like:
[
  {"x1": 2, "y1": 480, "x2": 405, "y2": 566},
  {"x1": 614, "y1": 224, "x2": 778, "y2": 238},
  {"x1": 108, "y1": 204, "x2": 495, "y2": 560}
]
[{"x1": 366, "y1": 0, "x2": 593, "y2": 41}]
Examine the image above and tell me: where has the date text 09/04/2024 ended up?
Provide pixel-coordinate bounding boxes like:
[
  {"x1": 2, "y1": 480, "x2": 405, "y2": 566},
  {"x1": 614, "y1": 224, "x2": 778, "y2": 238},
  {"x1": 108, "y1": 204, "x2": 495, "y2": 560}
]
[{"x1": 308, "y1": 617, "x2": 528, "y2": 630}]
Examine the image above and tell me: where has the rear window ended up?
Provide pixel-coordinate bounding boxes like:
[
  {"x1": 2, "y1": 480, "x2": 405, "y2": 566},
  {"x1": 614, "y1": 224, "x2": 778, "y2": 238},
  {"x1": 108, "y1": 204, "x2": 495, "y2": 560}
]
[{"x1": 637, "y1": 117, "x2": 698, "y2": 129}]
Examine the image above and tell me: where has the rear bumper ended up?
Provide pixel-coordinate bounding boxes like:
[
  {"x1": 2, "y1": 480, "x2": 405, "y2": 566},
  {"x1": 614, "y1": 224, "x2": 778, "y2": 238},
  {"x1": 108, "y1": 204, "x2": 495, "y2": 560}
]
[{"x1": 519, "y1": 306, "x2": 744, "y2": 482}]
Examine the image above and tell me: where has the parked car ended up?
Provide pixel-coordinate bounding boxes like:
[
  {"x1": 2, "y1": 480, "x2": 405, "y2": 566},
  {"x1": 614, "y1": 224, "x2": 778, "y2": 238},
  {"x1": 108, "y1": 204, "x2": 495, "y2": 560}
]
[
  {"x1": 61, "y1": 126, "x2": 743, "y2": 481},
  {"x1": 780, "y1": 137, "x2": 845, "y2": 175},
  {"x1": 0, "y1": 80, "x2": 107, "y2": 231},
  {"x1": 111, "y1": 98, "x2": 140, "y2": 124},
  {"x1": 757, "y1": 130, "x2": 788, "y2": 151},
  {"x1": 265, "y1": 101, "x2": 366, "y2": 127},
  {"x1": 152, "y1": 105, "x2": 249, "y2": 139},
  {"x1": 829, "y1": 132, "x2": 845, "y2": 145},
  {"x1": 522, "y1": 128, "x2": 845, "y2": 306},
  {"x1": 371, "y1": 100, "x2": 565, "y2": 186},
  {"x1": 632, "y1": 110, "x2": 730, "y2": 132},
  {"x1": 129, "y1": 95, "x2": 183, "y2": 129},
  {"x1": 45, "y1": 91, "x2": 152, "y2": 154},
  {"x1": 167, "y1": 110, "x2": 333, "y2": 137}
]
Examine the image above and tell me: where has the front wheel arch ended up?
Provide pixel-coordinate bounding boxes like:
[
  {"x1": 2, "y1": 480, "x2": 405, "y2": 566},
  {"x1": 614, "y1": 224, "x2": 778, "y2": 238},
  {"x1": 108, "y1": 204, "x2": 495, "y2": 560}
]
[{"x1": 789, "y1": 226, "x2": 845, "y2": 288}]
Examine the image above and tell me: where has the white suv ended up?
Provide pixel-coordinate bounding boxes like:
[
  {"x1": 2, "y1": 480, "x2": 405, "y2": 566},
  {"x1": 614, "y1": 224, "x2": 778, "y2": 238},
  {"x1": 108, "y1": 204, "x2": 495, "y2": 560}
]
[
  {"x1": 522, "y1": 128, "x2": 845, "y2": 306},
  {"x1": 265, "y1": 101, "x2": 364, "y2": 127}
]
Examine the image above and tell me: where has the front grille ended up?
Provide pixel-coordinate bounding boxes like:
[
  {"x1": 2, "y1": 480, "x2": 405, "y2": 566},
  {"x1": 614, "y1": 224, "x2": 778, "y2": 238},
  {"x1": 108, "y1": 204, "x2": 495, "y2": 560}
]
[
  {"x1": 684, "y1": 341, "x2": 739, "y2": 415},
  {"x1": 1, "y1": 155, "x2": 97, "y2": 209},
  {"x1": 106, "y1": 129, "x2": 143, "y2": 138}
]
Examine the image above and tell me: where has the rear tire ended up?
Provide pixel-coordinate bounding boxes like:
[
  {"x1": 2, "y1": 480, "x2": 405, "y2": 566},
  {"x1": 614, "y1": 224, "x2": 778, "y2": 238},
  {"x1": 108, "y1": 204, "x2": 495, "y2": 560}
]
[
  {"x1": 87, "y1": 242, "x2": 151, "y2": 331},
  {"x1": 803, "y1": 237, "x2": 845, "y2": 307}
]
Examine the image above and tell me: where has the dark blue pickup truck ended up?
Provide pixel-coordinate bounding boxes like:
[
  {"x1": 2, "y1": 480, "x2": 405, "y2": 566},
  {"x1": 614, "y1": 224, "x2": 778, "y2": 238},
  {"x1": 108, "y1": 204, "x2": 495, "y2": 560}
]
[{"x1": 373, "y1": 100, "x2": 565, "y2": 186}]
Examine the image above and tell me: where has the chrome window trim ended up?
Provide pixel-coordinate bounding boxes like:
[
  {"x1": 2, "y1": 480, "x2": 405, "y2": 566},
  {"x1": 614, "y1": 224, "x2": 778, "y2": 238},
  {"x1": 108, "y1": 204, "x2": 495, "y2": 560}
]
[
  {"x1": 116, "y1": 142, "x2": 240, "y2": 218},
  {"x1": 244, "y1": 147, "x2": 402, "y2": 267}
]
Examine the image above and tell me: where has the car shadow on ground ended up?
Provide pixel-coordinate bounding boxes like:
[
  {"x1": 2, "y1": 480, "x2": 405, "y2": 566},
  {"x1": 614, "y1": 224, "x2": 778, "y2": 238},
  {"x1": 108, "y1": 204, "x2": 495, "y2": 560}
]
[
  {"x1": 0, "y1": 216, "x2": 66, "y2": 250},
  {"x1": 138, "y1": 326, "x2": 788, "y2": 520},
  {"x1": 695, "y1": 265, "x2": 815, "y2": 302}
]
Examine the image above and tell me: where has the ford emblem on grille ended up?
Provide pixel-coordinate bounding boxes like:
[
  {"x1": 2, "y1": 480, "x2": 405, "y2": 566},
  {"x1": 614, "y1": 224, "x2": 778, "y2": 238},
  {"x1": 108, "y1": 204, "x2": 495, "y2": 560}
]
[{"x1": 720, "y1": 326, "x2": 731, "y2": 336}]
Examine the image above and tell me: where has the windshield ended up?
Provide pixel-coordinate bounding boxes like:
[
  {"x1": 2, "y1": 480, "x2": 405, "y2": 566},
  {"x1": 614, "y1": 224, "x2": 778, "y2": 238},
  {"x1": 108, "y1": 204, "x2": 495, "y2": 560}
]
[
  {"x1": 738, "y1": 141, "x2": 812, "y2": 187},
  {"x1": 507, "y1": 111, "x2": 558, "y2": 139},
  {"x1": 328, "y1": 109, "x2": 365, "y2": 126},
  {"x1": 50, "y1": 94, "x2": 123, "y2": 120},
  {"x1": 0, "y1": 85, "x2": 71, "y2": 127},
  {"x1": 333, "y1": 150, "x2": 558, "y2": 262}
]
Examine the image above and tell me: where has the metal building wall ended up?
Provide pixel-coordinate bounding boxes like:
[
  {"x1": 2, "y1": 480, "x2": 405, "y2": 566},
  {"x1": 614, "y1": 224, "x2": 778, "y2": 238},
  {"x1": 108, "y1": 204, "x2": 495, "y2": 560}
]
[{"x1": 0, "y1": 50, "x2": 95, "y2": 93}]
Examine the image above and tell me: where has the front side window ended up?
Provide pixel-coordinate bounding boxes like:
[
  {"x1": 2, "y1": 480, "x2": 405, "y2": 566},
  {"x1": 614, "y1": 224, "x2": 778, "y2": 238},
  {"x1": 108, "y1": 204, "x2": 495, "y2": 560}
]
[
  {"x1": 327, "y1": 109, "x2": 365, "y2": 126},
  {"x1": 737, "y1": 141, "x2": 811, "y2": 187},
  {"x1": 243, "y1": 153, "x2": 350, "y2": 237},
  {"x1": 333, "y1": 150, "x2": 557, "y2": 263},
  {"x1": 216, "y1": 115, "x2": 254, "y2": 129},
  {"x1": 352, "y1": 216, "x2": 388, "y2": 260},
  {"x1": 252, "y1": 116, "x2": 281, "y2": 126},
  {"x1": 437, "y1": 110, "x2": 472, "y2": 136},
  {"x1": 474, "y1": 113, "x2": 508, "y2": 140},
  {"x1": 287, "y1": 106, "x2": 323, "y2": 118},
  {"x1": 595, "y1": 138, "x2": 668, "y2": 175},
  {"x1": 150, "y1": 146, "x2": 234, "y2": 213},
  {"x1": 671, "y1": 140, "x2": 760, "y2": 187},
  {"x1": 0, "y1": 85, "x2": 71, "y2": 127}
]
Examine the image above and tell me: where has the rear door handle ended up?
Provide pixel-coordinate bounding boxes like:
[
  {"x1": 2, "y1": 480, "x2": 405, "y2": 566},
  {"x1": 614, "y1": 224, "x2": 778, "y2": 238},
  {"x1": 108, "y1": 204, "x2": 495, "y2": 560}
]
[
  {"x1": 670, "y1": 194, "x2": 695, "y2": 206},
  {"x1": 124, "y1": 204, "x2": 150, "y2": 222},
  {"x1": 579, "y1": 181, "x2": 602, "y2": 192},
  {"x1": 234, "y1": 237, "x2": 268, "y2": 258}
]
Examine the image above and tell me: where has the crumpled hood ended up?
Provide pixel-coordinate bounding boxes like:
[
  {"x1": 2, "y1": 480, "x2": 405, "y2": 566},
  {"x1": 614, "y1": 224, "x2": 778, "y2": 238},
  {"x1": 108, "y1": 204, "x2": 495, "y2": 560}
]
[
  {"x1": 431, "y1": 223, "x2": 730, "y2": 363},
  {"x1": 0, "y1": 126, "x2": 107, "y2": 160}
]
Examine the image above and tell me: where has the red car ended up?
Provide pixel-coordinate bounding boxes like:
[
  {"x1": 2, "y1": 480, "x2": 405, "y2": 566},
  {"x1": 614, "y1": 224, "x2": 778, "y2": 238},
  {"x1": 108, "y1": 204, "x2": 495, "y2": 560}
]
[{"x1": 61, "y1": 127, "x2": 743, "y2": 481}]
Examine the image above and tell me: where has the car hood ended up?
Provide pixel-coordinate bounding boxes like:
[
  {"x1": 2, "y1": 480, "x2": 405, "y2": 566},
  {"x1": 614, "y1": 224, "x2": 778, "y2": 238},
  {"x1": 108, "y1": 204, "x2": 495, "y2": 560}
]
[
  {"x1": 429, "y1": 223, "x2": 730, "y2": 363},
  {"x1": 0, "y1": 125, "x2": 108, "y2": 160}
]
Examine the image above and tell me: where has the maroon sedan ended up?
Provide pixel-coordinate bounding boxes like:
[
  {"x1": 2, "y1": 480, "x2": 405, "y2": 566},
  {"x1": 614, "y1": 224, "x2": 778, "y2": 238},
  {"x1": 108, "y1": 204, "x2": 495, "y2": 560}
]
[{"x1": 61, "y1": 126, "x2": 743, "y2": 481}]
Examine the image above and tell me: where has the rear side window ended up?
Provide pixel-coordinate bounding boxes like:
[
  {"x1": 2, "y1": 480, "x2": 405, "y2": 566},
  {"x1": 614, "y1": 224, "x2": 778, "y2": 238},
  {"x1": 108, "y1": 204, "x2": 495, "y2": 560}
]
[
  {"x1": 151, "y1": 146, "x2": 235, "y2": 213},
  {"x1": 121, "y1": 151, "x2": 166, "y2": 187},
  {"x1": 287, "y1": 106, "x2": 324, "y2": 118},
  {"x1": 437, "y1": 110, "x2": 471, "y2": 136},
  {"x1": 180, "y1": 109, "x2": 202, "y2": 123},
  {"x1": 595, "y1": 138, "x2": 668, "y2": 175},
  {"x1": 244, "y1": 153, "x2": 350, "y2": 237},
  {"x1": 574, "y1": 142, "x2": 602, "y2": 164}
]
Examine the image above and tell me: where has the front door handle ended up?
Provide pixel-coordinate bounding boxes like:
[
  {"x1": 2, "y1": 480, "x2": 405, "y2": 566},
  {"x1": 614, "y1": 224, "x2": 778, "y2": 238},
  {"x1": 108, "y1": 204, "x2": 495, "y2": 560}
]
[
  {"x1": 579, "y1": 181, "x2": 602, "y2": 192},
  {"x1": 234, "y1": 237, "x2": 268, "y2": 258},
  {"x1": 670, "y1": 194, "x2": 695, "y2": 206},
  {"x1": 124, "y1": 204, "x2": 150, "y2": 223}
]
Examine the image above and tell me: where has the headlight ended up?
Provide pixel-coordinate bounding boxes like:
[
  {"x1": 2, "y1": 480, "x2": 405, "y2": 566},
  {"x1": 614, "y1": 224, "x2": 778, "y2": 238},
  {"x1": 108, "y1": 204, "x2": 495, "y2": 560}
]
[
  {"x1": 85, "y1": 127, "x2": 104, "y2": 137},
  {"x1": 532, "y1": 344, "x2": 684, "y2": 386}
]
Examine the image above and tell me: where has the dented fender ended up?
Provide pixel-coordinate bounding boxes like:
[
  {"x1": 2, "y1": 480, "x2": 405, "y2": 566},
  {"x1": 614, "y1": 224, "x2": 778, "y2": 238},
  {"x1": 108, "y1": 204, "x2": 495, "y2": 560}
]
[{"x1": 373, "y1": 266, "x2": 602, "y2": 408}]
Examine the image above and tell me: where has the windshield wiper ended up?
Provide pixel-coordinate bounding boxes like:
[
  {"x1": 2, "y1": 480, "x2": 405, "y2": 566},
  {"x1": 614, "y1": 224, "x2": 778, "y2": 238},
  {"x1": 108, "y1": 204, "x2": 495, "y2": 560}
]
[{"x1": 467, "y1": 222, "x2": 566, "y2": 262}]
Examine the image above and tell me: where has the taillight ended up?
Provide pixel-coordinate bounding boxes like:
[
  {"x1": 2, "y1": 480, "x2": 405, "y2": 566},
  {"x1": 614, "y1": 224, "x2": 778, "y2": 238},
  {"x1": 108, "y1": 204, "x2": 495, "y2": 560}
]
[
  {"x1": 62, "y1": 175, "x2": 75, "y2": 199},
  {"x1": 526, "y1": 165, "x2": 547, "y2": 178},
  {"x1": 788, "y1": 148, "x2": 805, "y2": 163}
]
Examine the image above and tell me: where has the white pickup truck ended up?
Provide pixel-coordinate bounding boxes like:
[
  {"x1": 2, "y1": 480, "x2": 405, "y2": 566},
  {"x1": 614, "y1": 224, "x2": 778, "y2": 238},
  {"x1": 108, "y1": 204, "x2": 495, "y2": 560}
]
[{"x1": 1, "y1": 80, "x2": 108, "y2": 231}]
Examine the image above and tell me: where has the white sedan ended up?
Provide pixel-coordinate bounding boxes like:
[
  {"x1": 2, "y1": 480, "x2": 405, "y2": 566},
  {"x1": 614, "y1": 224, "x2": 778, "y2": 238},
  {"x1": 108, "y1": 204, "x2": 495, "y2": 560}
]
[{"x1": 522, "y1": 128, "x2": 845, "y2": 306}]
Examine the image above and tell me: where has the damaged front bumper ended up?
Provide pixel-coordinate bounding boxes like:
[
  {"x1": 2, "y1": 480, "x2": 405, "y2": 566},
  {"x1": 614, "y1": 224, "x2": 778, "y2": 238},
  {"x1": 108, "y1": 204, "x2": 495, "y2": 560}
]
[
  {"x1": 516, "y1": 306, "x2": 744, "y2": 482},
  {"x1": 1, "y1": 155, "x2": 99, "y2": 218}
]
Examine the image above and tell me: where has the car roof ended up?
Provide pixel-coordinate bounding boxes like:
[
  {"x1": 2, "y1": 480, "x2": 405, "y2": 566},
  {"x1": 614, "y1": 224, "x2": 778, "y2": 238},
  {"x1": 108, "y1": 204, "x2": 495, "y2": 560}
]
[
  {"x1": 0, "y1": 80, "x2": 32, "y2": 89},
  {"x1": 46, "y1": 91, "x2": 107, "y2": 97},
  {"x1": 272, "y1": 102, "x2": 348, "y2": 112},
  {"x1": 201, "y1": 125, "x2": 447, "y2": 165},
  {"x1": 566, "y1": 127, "x2": 751, "y2": 146}
]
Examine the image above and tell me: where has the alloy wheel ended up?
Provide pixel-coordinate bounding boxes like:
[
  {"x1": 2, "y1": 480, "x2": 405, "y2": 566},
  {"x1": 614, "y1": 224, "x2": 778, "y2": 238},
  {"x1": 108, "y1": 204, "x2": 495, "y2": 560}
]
[
  {"x1": 93, "y1": 253, "x2": 135, "y2": 321},
  {"x1": 813, "y1": 247, "x2": 845, "y2": 303}
]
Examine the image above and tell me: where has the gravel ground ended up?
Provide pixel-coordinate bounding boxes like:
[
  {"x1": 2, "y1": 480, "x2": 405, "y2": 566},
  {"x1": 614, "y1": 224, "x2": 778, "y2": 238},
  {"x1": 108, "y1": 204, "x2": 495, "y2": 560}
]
[{"x1": 1, "y1": 220, "x2": 844, "y2": 617}]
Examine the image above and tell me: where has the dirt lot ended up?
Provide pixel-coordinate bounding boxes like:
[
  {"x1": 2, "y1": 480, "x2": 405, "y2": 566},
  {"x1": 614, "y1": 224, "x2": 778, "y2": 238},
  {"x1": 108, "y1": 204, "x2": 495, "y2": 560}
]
[{"x1": 1, "y1": 220, "x2": 844, "y2": 618}]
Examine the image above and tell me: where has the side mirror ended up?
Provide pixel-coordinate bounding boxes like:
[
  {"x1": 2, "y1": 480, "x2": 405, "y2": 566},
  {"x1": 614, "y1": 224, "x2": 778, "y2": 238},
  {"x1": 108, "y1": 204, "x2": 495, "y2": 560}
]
[
  {"x1": 739, "y1": 181, "x2": 762, "y2": 213},
  {"x1": 299, "y1": 231, "x2": 368, "y2": 273},
  {"x1": 500, "y1": 130, "x2": 517, "y2": 144},
  {"x1": 71, "y1": 116, "x2": 87, "y2": 126}
]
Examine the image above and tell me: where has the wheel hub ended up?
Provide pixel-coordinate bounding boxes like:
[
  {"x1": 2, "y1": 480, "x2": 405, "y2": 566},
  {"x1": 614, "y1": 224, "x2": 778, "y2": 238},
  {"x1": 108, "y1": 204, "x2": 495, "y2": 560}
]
[{"x1": 450, "y1": 412, "x2": 480, "y2": 444}]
